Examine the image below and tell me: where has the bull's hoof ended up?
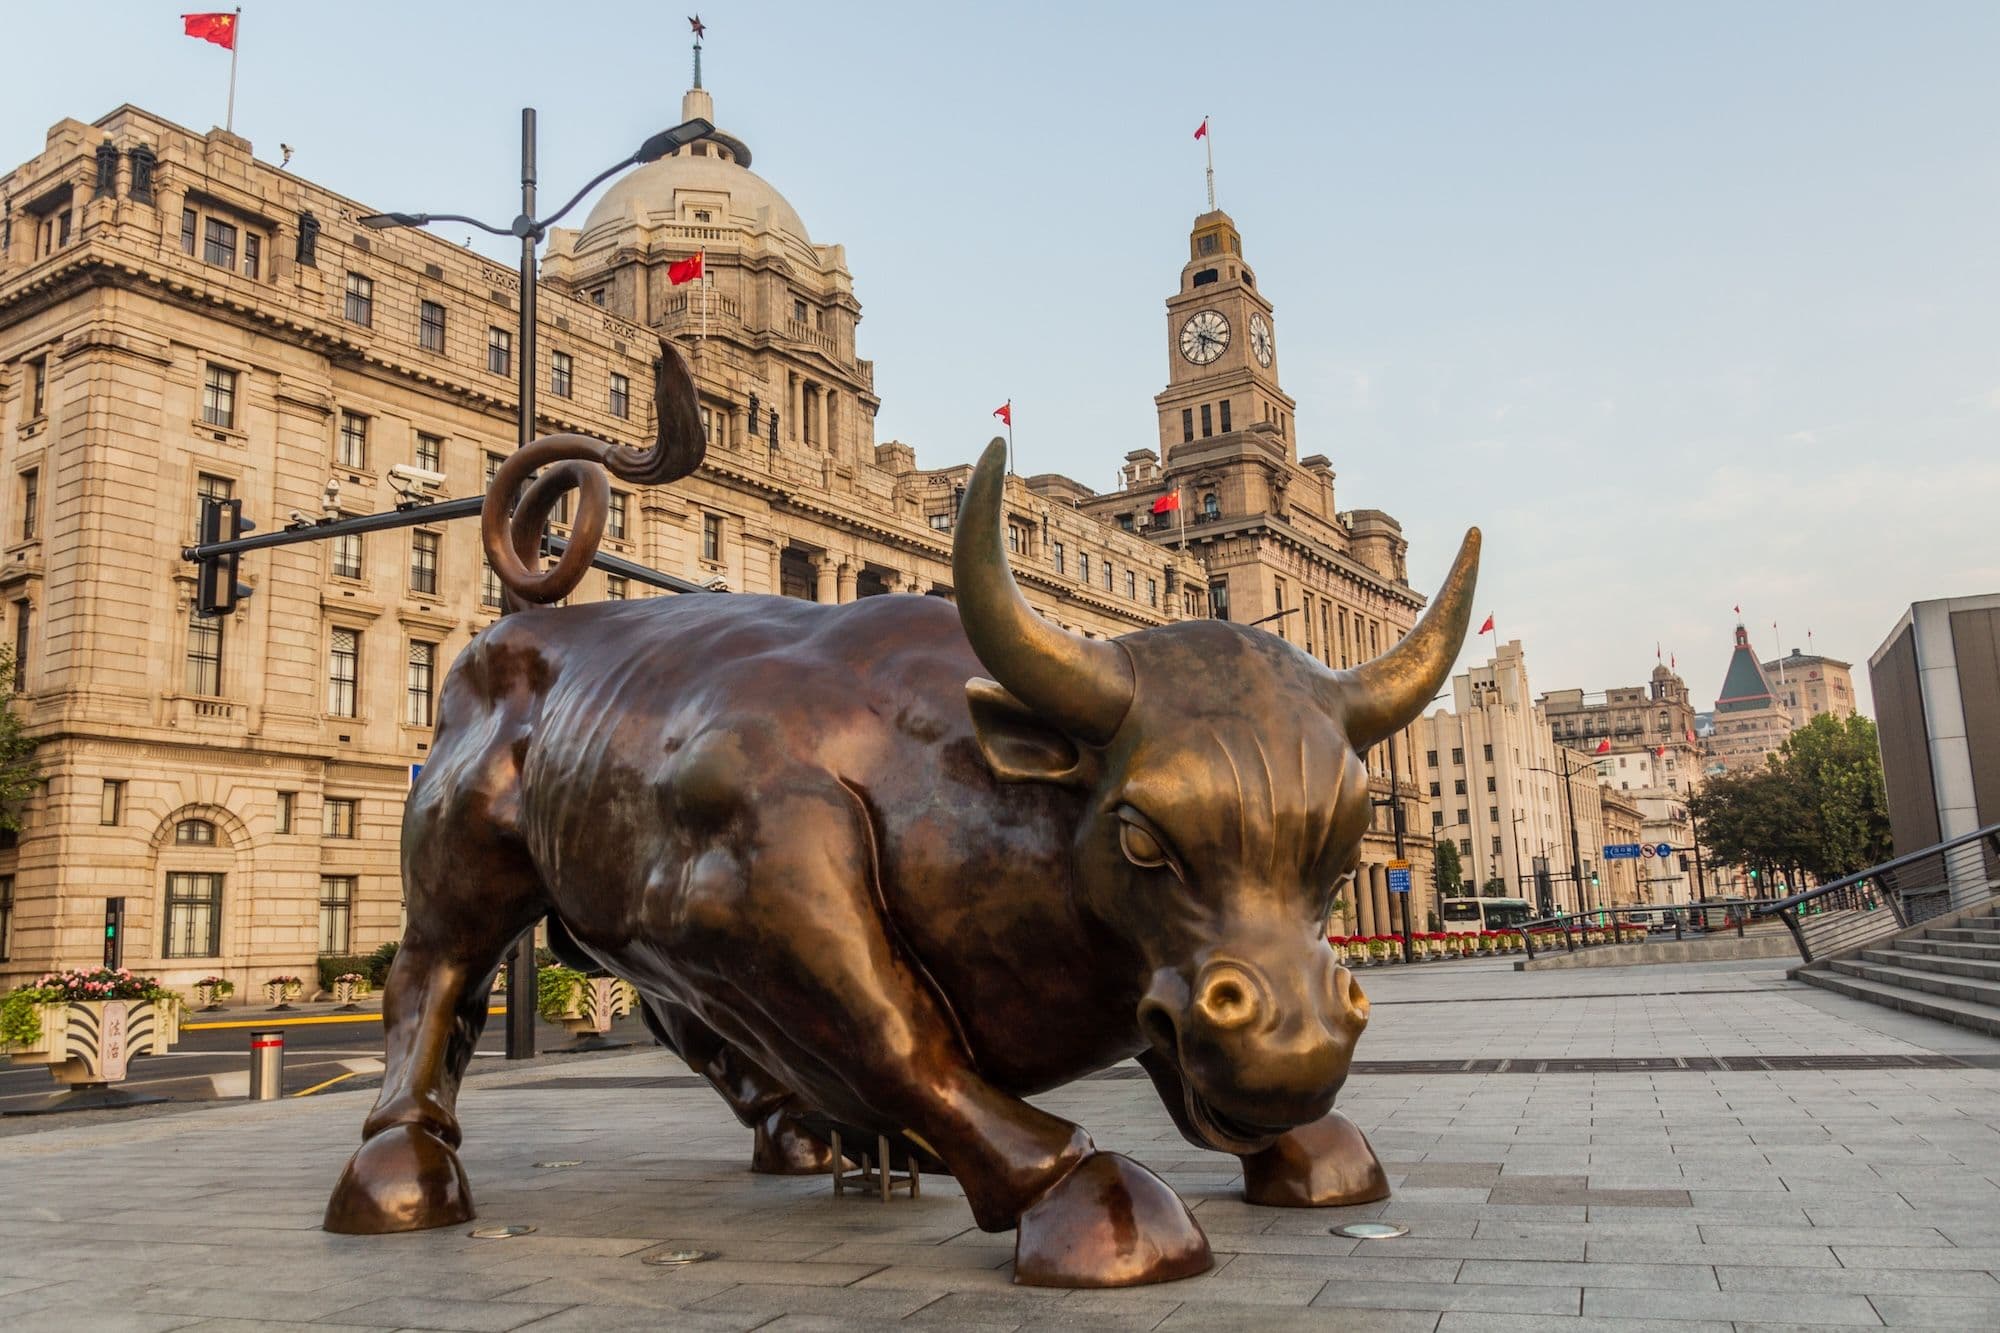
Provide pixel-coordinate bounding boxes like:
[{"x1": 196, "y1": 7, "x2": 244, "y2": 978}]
[
  {"x1": 323, "y1": 1124, "x2": 473, "y2": 1234},
  {"x1": 751, "y1": 1112, "x2": 844, "y2": 1175},
  {"x1": 1241, "y1": 1109, "x2": 1390, "y2": 1208},
  {"x1": 1014, "y1": 1151, "x2": 1211, "y2": 1288}
]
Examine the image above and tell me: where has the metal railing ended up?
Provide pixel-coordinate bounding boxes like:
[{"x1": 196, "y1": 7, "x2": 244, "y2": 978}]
[
  {"x1": 1518, "y1": 900, "x2": 1762, "y2": 962},
  {"x1": 1753, "y1": 821, "x2": 2000, "y2": 964}
]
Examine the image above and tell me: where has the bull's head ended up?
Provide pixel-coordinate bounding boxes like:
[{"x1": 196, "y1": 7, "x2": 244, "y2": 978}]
[{"x1": 952, "y1": 439, "x2": 1479, "y2": 1152}]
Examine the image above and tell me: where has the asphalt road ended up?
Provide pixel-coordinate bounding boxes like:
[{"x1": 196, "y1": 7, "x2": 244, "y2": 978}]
[{"x1": 0, "y1": 1006, "x2": 657, "y2": 1116}]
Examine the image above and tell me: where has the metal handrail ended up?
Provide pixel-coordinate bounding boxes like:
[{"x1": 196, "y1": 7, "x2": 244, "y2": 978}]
[
  {"x1": 1516, "y1": 899, "x2": 1761, "y2": 961},
  {"x1": 1750, "y1": 820, "x2": 2000, "y2": 918}
]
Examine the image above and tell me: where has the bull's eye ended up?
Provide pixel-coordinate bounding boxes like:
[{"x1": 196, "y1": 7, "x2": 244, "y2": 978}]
[{"x1": 1119, "y1": 818, "x2": 1168, "y2": 869}]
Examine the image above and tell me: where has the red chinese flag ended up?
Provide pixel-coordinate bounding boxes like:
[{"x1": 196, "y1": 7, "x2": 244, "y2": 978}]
[
  {"x1": 1477, "y1": 614, "x2": 1495, "y2": 635},
  {"x1": 1654, "y1": 745, "x2": 1667, "y2": 758},
  {"x1": 1151, "y1": 491, "x2": 1180, "y2": 515},
  {"x1": 1194, "y1": 118, "x2": 1209, "y2": 141},
  {"x1": 667, "y1": 251, "x2": 704, "y2": 285},
  {"x1": 992, "y1": 402, "x2": 1011, "y2": 426},
  {"x1": 182, "y1": 11, "x2": 237, "y2": 49},
  {"x1": 1595, "y1": 739, "x2": 1611, "y2": 755},
  {"x1": 1686, "y1": 726, "x2": 1696, "y2": 744}
]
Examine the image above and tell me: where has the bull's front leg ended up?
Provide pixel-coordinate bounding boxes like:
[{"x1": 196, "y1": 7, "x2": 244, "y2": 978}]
[
  {"x1": 1137, "y1": 1050, "x2": 1389, "y2": 1208},
  {"x1": 677, "y1": 770, "x2": 1209, "y2": 1287}
]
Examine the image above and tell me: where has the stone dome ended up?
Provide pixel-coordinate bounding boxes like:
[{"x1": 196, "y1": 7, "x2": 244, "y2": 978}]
[
  {"x1": 583, "y1": 151, "x2": 810, "y2": 245},
  {"x1": 579, "y1": 87, "x2": 809, "y2": 248}
]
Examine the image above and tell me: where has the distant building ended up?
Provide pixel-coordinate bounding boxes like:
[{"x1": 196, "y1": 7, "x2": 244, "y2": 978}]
[
  {"x1": 1760, "y1": 648, "x2": 1857, "y2": 729},
  {"x1": 1417, "y1": 641, "x2": 1608, "y2": 917},
  {"x1": 1599, "y1": 790, "x2": 1647, "y2": 906},
  {"x1": 1708, "y1": 624, "x2": 1794, "y2": 773},
  {"x1": 1541, "y1": 661, "x2": 1701, "y2": 904},
  {"x1": 1870, "y1": 594, "x2": 2000, "y2": 907}
]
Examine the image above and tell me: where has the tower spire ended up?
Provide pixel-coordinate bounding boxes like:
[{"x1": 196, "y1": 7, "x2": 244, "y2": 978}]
[{"x1": 689, "y1": 13, "x2": 706, "y2": 88}]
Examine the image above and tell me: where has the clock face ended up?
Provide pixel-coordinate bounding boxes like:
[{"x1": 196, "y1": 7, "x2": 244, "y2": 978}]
[
  {"x1": 1250, "y1": 312, "x2": 1273, "y2": 367},
  {"x1": 1179, "y1": 309, "x2": 1230, "y2": 365}
]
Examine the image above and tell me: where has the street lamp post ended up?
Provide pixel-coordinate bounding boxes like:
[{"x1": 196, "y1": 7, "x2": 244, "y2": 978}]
[
  {"x1": 1528, "y1": 757, "x2": 1590, "y2": 917},
  {"x1": 360, "y1": 107, "x2": 711, "y2": 1058}
]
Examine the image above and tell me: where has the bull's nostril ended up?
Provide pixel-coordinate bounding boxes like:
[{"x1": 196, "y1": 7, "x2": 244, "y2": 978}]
[{"x1": 1196, "y1": 968, "x2": 1259, "y2": 1031}]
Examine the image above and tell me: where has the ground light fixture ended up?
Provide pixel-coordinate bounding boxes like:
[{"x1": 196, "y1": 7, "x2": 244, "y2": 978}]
[
  {"x1": 1331, "y1": 1222, "x2": 1409, "y2": 1239},
  {"x1": 468, "y1": 1225, "x2": 538, "y2": 1238}
]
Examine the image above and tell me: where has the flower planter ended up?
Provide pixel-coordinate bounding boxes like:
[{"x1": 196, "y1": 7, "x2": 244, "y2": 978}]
[
  {"x1": 330, "y1": 975, "x2": 367, "y2": 1009},
  {"x1": 264, "y1": 978, "x2": 304, "y2": 1011},
  {"x1": 6, "y1": 998, "x2": 181, "y2": 1098},
  {"x1": 554, "y1": 977, "x2": 639, "y2": 1050}
]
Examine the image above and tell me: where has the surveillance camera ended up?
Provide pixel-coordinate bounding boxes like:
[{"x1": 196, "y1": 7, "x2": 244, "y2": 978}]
[
  {"x1": 388, "y1": 464, "x2": 447, "y2": 491},
  {"x1": 288, "y1": 509, "x2": 310, "y2": 528},
  {"x1": 700, "y1": 575, "x2": 729, "y2": 592}
]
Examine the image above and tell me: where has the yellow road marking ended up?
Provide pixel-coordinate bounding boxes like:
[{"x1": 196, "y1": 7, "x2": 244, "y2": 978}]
[
  {"x1": 185, "y1": 1007, "x2": 506, "y2": 1032},
  {"x1": 292, "y1": 1070, "x2": 363, "y2": 1098}
]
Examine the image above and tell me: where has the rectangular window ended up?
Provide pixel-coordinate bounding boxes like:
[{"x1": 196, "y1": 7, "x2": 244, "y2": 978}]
[
  {"x1": 605, "y1": 574, "x2": 628, "y2": 601},
  {"x1": 1454, "y1": 779, "x2": 1466, "y2": 795},
  {"x1": 1220, "y1": 399, "x2": 1232, "y2": 432},
  {"x1": 1459, "y1": 838, "x2": 1471, "y2": 857},
  {"x1": 929, "y1": 512, "x2": 953, "y2": 531},
  {"x1": 1489, "y1": 806, "x2": 1500, "y2": 822},
  {"x1": 323, "y1": 796, "x2": 357, "y2": 839},
  {"x1": 163, "y1": 872, "x2": 223, "y2": 959},
  {"x1": 419, "y1": 300, "x2": 446, "y2": 352},
  {"x1": 276, "y1": 791, "x2": 295, "y2": 835},
  {"x1": 201, "y1": 363, "x2": 237, "y2": 429},
  {"x1": 20, "y1": 470, "x2": 39, "y2": 541},
  {"x1": 1486, "y1": 776, "x2": 1497, "y2": 792},
  {"x1": 12, "y1": 600, "x2": 28, "y2": 690},
  {"x1": 28, "y1": 358, "x2": 46, "y2": 418},
  {"x1": 1492, "y1": 836, "x2": 1503, "y2": 856},
  {"x1": 1147, "y1": 577, "x2": 1158, "y2": 607},
  {"x1": 331, "y1": 531, "x2": 363, "y2": 580},
  {"x1": 1200, "y1": 403, "x2": 1213, "y2": 437},
  {"x1": 1103, "y1": 560, "x2": 1114, "y2": 591},
  {"x1": 1008, "y1": 525, "x2": 1020, "y2": 555},
  {"x1": 194, "y1": 473, "x2": 233, "y2": 540},
  {"x1": 1078, "y1": 552, "x2": 1090, "y2": 585},
  {"x1": 480, "y1": 560, "x2": 503, "y2": 609},
  {"x1": 607, "y1": 492, "x2": 628, "y2": 540},
  {"x1": 409, "y1": 530, "x2": 439, "y2": 594},
  {"x1": 1209, "y1": 576, "x2": 1229, "y2": 621},
  {"x1": 1432, "y1": 811, "x2": 1444, "y2": 828},
  {"x1": 1181, "y1": 408, "x2": 1194, "y2": 443},
  {"x1": 1125, "y1": 570, "x2": 1137, "y2": 599},
  {"x1": 1451, "y1": 747, "x2": 1464, "y2": 765},
  {"x1": 327, "y1": 628, "x2": 359, "y2": 716},
  {"x1": 100, "y1": 779, "x2": 124, "y2": 826},
  {"x1": 487, "y1": 326, "x2": 511, "y2": 375},
  {"x1": 242, "y1": 232, "x2": 261, "y2": 280},
  {"x1": 415, "y1": 432, "x2": 442, "y2": 472},
  {"x1": 1053, "y1": 541, "x2": 1066, "y2": 575},
  {"x1": 180, "y1": 207, "x2": 198, "y2": 254},
  {"x1": 344, "y1": 271, "x2": 373, "y2": 325},
  {"x1": 1457, "y1": 809, "x2": 1469, "y2": 825},
  {"x1": 185, "y1": 611, "x2": 223, "y2": 696},
  {"x1": 1426, "y1": 750, "x2": 1438, "y2": 766},
  {"x1": 609, "y1": 372, "x2": 630, "y2": 419},
  {"x1": 0, "y1": 874, "x2": 11, "y2": 961},
  {"x1": 1483, "y1": 743, "x2": 1494, "y2": 761},
  {"x1": 701, "y1": 513, "x2": 722, "y2": 562},
  {"x1": 335, "y1": 416, "x2": 370, "y2": 473},
  {"x1": 484, "y1": 451, "x2": 503, "y2": 488},
  {"x1": 550, "y1": 350, "x2": 573, "y2": 398},
  {"x1": 202, "y1": 216, "x2": 237, "y2": 270},
  {"x1": 406, "y1": 641, "x2": 436, "y2": 727},
  {"x1": 318, "y1": 876, "x2": 354, "y2": 955}
]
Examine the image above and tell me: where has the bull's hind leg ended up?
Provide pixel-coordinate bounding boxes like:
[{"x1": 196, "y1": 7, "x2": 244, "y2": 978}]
[
  {"x1": 324, "y1": 820, "x2": 547, "y2": 1234},
  {"x1": 643, "y1": 998, "x2": 840, "y2": 1174},
  {"x1": 673, "y1": 767, "x2": 1208, "y2": 1287}
]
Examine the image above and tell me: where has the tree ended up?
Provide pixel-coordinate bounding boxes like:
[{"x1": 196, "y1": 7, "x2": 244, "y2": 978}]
[
  {"x1": 1480, "y1": 876, "x2": 1508, "y2": 897},
  {"x1": 1433, "y1": 839, "x2": 1464, "y2": 898},
  {"x1": 0, "y1": 649, "x2": 38, "y2": 831},
  {"x1": 1686, "y1": 715, "x2": 1891, "y2": 889},
  {"x1": 1776, "y1": 714, "x2": 1892, "y2": 878}
]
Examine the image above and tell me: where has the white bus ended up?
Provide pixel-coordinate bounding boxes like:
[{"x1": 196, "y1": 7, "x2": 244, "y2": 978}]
[{"x1": 1439, "y1": 896, "x2": 1535, "y2": 934}]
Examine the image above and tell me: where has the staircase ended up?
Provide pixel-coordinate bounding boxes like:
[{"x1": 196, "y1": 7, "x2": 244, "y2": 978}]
[{"x1": 1796, "y1": 908, "x2": 2000, "y2": 1035}]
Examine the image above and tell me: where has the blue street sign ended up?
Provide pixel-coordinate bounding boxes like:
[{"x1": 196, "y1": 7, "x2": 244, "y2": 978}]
[
  {"x1": 1654, "y1": 843, "x2": 1673, "y2": 860},
  {"x1": 410, "y1": 763, "x2": 423, "y2": 787},
  {"x1": 1602, "y1": 843, "x2": 1643, "y2": 860},
  {"x1": 1387, "y1": 862, "x2": 1412, "y2": 894}
]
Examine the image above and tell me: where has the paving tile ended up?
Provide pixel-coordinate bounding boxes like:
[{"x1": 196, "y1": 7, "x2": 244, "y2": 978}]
[
  {"x1": 1156, "y1": 1303, "x2": 1438, "y2": 1331},
  {"x1": 1309, "y1": 1279, "x2": 1581, "y2": 1315},
  {"x1": 305, "y1": 1295, "x2": 569, "y2": 1331},
  {"x1": 1717, "y1": 1263, "x2": 2000, "y2": 1295},
  {"x1": 1864, "y1": 1292, "x2": 2000, "y2": 1325},
  {"x1": 1437, "y1": 1318, "x2": 1730, "y2": 1333},
  {"x1": 1460, "y1": 1259, "x2": 1719, "y2": 1291},
  {"x1": 1582, "y1": 1286, "x2": 1884, "y2": 1324}
]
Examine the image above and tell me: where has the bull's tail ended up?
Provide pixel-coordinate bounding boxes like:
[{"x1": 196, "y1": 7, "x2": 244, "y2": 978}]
[{"x1": 481, "y1": 340, "x2": 707, "y2": 607}]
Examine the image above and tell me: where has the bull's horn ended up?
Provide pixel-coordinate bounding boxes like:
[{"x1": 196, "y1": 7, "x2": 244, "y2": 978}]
[
  {"x1": 952, "y1": 439, "x2": 1134, "y2": 743},
  {"x1": 1334, "y1": 528, "x2": 1481, "y2": 749}
]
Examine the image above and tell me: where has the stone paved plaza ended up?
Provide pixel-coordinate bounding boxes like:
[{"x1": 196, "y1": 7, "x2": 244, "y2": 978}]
[{"x1": 5, "y1": 957, "x2": 2000, "y2": 1330}]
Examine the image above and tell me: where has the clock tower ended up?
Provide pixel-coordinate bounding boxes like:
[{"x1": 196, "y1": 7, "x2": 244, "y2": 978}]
[{"x1": 1154, "y1": 209, "x2": 1296, "y2": 461}]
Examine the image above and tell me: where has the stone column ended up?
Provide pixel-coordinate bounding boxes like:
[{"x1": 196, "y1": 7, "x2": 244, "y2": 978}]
[
  {"x1": 824, "y1": 388, "x2": 839, "y2": 456},
  {"x1": 790, "y1": 373, "x2": 804, "y2": 442},
  {"x1": 1353, "y1": 870, "x2": 1374, "y2": 937},
  {"x1": 810, "y1": 552, "x2": 837, "y2": 604},
  {"x1": 881, "y1": 570, "x2": 907, "y2": 595},
  {"x1": 1371, "y1": 865, "x2": 1392, "y2": 944},
  {"x1": 836, "y1": 560, "x2": 858, "y2": 604},
  {"x1": 907, "y1": 576, "x2": 931, "y2": 596}
]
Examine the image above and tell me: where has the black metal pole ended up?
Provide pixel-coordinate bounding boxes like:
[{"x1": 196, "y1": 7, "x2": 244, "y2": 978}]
[
  {"x1": 1389, "y1": 733, "x2": 1412, "y2": 963},
  {"x1": 1560, "y1": 756, "x2": 1585, "y2": 917},
  {"x1": 504, "y1": 106, "x2": 541, "y2": 1062}
]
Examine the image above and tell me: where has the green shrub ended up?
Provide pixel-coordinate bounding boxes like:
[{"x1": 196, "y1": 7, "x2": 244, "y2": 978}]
[
  {"x1": 365, "y1": 940, "x2": 400, "y2": 987},
  {"x1": 536, "y1": 966, "x2": 587, "y2": 1022},
  {"x1": 317, "y1": 955, "x2": 373, "y2": 992}
]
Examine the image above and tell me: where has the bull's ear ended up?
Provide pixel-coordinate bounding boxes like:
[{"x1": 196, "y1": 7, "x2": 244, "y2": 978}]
[{"x1": 965, "y1": 678, "x2": 1101, "y2": 787}]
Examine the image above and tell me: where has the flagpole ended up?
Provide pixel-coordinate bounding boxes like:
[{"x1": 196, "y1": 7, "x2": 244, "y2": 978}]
[
  {"x1": 1204, "y1": 114, "x2": 1215, "y2": 211},
  {"x1": 1006, "y1": 401, "x2": 1014, "y2": 476},
  {"x1": 226, "y1": 8, "x2": 241, "y2": 133}
]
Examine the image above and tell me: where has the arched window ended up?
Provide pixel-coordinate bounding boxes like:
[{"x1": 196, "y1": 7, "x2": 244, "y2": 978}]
[
  {"x1": 1202, "y1": 493, "x2": 1220, "y2": 519},
  {"x1": 175, "y1": 819, "x2": 216, "y2": 846}
]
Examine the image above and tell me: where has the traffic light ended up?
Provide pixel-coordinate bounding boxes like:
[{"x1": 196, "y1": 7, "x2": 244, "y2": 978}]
[
  {"x1": 196, "y1": 495, "x2": 255, "y2": 616},
  {"x1": 1590, "y1": 871, "x2": 1600, "y2": 889},
  {"x1": 103, "y1": 896, "x2": 125, "y2": 968}
]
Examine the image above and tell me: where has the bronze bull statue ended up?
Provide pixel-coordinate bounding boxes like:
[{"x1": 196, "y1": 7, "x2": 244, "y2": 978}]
[{"x1": 325, "y1": 346, "x2": 1480, "y2": 1287}]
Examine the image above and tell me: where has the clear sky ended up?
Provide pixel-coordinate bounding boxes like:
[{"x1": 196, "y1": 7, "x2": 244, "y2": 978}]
[{"x1": 8, "y1": 2, "x2": 1997, "y2": 714}]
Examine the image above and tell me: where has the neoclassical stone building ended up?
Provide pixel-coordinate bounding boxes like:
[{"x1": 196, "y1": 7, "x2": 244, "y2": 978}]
[{"x1": 0, "y1": 85, "x2": 1437, "y2": 986}]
